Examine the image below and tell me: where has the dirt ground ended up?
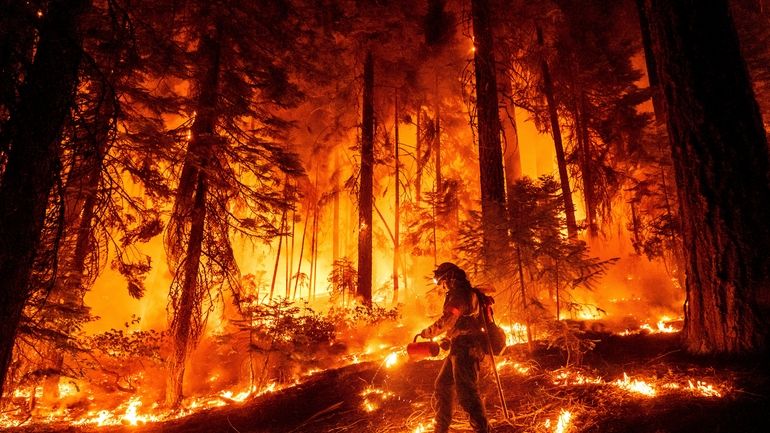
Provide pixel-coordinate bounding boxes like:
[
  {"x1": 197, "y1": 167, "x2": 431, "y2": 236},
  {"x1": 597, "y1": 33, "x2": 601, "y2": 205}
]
[{"x1": 7, "y1": 332, "x2": 770, "y2": 433}]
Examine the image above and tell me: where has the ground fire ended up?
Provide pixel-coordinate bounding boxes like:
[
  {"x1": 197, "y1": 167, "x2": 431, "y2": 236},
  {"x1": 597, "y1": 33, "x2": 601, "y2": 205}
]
[{"x1": 1, "y1": 1, "x2": 769, "y2": 433}]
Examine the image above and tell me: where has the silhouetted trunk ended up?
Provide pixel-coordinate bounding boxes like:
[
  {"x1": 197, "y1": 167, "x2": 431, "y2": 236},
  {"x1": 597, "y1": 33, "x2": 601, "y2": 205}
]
[
  {"x1": 471, "y1": 0, "x2": 508, "y2": 267},
  {"x1": 166, "y1": 26, "x2": 220, "y2": 407},
  {"x1": 434, "y1": 77, "x2": 442, "y2": 194},
  {"x1": 415, "y1": 108, "x2": 424, "y2": 206},
  {"x1": 269, "y1": 210, "x2": 286, "y2": 300},
  {"x1": 635, "y1": 0, "x2": 665, "y2": 121},
  {"x1": 44, "y1": 80, "x2": 115, "y2": 399},
  {"x1": 644, "y1": 0, "x2": 770, "y2": 354},
  {"x1": 357, "y1": 50, "x2": 374, "y2": 306},
  {"x1": 333, "y1": 169, "x2": 340, "y2": 263},
  {"x1": 393, "y1": 91, "x2": 400, "y2": 305},
  {"x1": 537, "y1": 25, "x2": 578, "y2": 240},
  {"x1": 498, "y1": 63, "x2": 522, "y2": 192},
  {"x1": 0, "y1": 0, "x2": 87, "y2": 397},
  {"x1": 293, "y1": 213, "x2": 309, "y2": 299},
  {"x1": 576, "y1": 94, "x2": 598, "y2": 237}
]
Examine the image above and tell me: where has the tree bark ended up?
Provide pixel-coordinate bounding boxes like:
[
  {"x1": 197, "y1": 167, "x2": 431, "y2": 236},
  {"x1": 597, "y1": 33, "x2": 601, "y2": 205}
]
[
  {"x1": 0, "y1": 0, "x2": 87, "y2": 397},
  {"x1": 471, "y1": 0, "x2": 508, "y2": 267},
  {"x1": 644, "y1": 0, "x2": 770, "y2": 354},
  {"x1": 357, "y1": 50, "x2": 374, "y2": 306},
  {"x1": 165, "y1": 25, "x2": 220, "y2": 407},
  {"x1": 537, "y1": 25, "x2": 578, "y2": 240}
]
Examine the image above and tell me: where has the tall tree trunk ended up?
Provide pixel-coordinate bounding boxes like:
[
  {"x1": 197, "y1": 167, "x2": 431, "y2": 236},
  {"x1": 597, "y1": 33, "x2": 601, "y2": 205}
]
[
  {"x1": 537, "y1": 25, "x2": 578, "y2": 240},
  {"x1": 44, "y1": 80, "x2": 114, "y2": 399},
  {"x1": 644, "y1": 0, "x2": 770, "y2": 354},
  {"x1": 393, "y1": 91, "x2": 400, "y2": 305},
  {"x1": 268, "y1": 210, "x2": 286, "y2": 300},
  {"x1": 415, "y1": 108, "x2": 424, "y2": 206},
  {"x1": 498, "y1": 65, "x2": 522, "y2": 191},
  {"x1": 471, "y1": 0, "x2": 508, "y2": 267},
  {"x1": 0, "y1": 0, "x2": 87, "y2": 397},
  {"x1": 293, "y1": 212, "x2": 309, "y2": 299},
  {"x1": 357, "y1": 51, "x2": 374, "y2": 306},
  {"x1": 167, "y1": 172, "x2": 207, "y2": 408},
  {"x1": 309, "y1": 204, "x2": 318, "y2": 300},
  {"x1": 165, "y1": 26, "x2": 220, "y2": 407},
  {"x1": 576, "y1": 94, "x2": 598, "y2": 237},
  {"x1": 434, "y1": 76, "x2": 442, "y2": 194},
  {"x1": 635, "y1": 0, "x2": 665, "y2": 121},
  {"x1": 333, "y1": 166, "x2": 340, "y2": 263}
]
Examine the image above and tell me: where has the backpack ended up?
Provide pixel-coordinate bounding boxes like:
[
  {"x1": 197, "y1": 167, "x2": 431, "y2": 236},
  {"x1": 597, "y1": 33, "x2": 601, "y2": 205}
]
[{"x1": 473, "y1": 288, "x2": 507, "y2": 356}]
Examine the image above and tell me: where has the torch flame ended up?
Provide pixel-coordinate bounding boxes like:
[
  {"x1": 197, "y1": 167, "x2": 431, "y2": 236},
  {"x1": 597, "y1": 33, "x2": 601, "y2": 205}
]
[{"x1": 384, "y1": 352, "x2": 399, "y2": 368}]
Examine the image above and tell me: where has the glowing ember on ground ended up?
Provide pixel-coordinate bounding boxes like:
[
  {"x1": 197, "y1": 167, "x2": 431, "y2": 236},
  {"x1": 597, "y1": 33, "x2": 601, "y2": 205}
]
[
  {"x1": 496, "y1": 358, "x2": 531, "y2": 375},
  {"x1": 544, "y1": 409, "x2": 574, "y2": 433},
  {"x1": 688, "y1": 380, "x2": 723, "y2": 397},
  {"x1": 551, "y1": 368, "x2": 729, "y2": 401},
  {"x1": 413, "y1": 422, "x2": 429, "y2": 433},
  {"x1": 613, "y1": 373, "x2": 657, "y2": 397},
  {"x1": 556, "y1": 409, "x2": 572, "y2": 433},
  {"x1": 360, "y1": 386, "x2": 394, "y2": 412},
  {"x1": 551, "y1": 369, "x2": 602, "y2": 386}
]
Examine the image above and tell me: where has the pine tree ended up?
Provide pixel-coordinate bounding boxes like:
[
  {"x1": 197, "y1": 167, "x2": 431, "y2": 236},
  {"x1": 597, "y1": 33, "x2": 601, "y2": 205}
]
[
  {"x1": 0, "y1": 0, "x2": 89, "y2": 397},
  {"x1": 643, "y1": 0, "x2": 770, "y2": 354}
]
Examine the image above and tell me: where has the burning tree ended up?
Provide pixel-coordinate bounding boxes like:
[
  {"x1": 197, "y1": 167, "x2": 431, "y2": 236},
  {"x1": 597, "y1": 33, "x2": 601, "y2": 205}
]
[{"x1": 157, "y1": 0, "x2": 304, "y2": 407}]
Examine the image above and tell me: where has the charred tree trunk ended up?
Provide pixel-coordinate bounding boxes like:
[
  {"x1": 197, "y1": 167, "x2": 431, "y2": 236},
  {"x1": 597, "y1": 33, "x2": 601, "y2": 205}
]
[
  {"x1": 644, "y1": 0, "x2": 770, "y2": 354},
  {"x1": 537, "y1": 25, "x2": 578, "y2": 240},
  {"x1": 576, "y1": 94, "x2": 598, "y2": 238},
  {"x1": 293, "y1": 212, "x2": 309, "y2": 299},
  {"x1": 434, "y1": 77, "x2": 442, "y2": 195},
  {"x1": 415, "y1": 108, "x2": 424, "y2": 206},
  {"x1": 333, "y1": 168, "x2": 340, "y2": 263},
  {"x1": 635, "y1": 0, "x2": 665, "y2": 121},
  {"x1": 165, "y1": 27, "x2": 220, "y2": 407},
  {"x1": 0, "y1": 0, "x2": 87, "y2": 396},
  {"x1": 393, "y1": 91, "x2": 400, "y2": 306},
  {"x1": 357, "y1": 51, "x2": 374, "y2": 306},
  {"x1": 471, "y1": 0, "x2": 508, "y2": 267}
]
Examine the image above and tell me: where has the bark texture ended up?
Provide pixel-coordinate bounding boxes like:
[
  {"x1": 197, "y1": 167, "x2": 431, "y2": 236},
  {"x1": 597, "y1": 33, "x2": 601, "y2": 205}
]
[
  {"x1": 357, "y1": 51, "x2": 374, "y2": 306},
  {"x1": 645, "y1": 0, "x2": 770, "y2": 354},
  {"x1": 165, "y1": 27, "x2": 220, "y2": 407},
  {"x1": 0, "y1": 0, "x2": 87, "y2": 396},
  {"x1": 471, "y1": 0, "x2": 508, "y2": 267}
]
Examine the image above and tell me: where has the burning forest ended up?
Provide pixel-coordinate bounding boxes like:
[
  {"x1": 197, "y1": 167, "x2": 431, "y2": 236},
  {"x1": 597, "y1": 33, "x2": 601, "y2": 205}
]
[{"x1": 1, "y1": 0, "x2": 769, "y2": 432}]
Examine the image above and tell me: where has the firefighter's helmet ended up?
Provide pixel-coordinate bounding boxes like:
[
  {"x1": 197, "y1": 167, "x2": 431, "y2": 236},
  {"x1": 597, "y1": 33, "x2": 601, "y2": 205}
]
[{"x1": 433, "y1": 262, "x2": 465, "y2": 283}]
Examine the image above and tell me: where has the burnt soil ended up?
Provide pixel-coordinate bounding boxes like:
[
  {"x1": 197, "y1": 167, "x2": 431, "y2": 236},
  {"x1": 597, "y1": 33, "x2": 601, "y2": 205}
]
[{"x1": 7, "y1": 332, "x2": 770, "y2": 433}]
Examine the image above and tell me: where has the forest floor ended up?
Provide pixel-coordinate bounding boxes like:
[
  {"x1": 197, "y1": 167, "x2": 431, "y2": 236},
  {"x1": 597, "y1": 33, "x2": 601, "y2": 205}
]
[{"x1": 7, "y1": 332, "x2": 770, "y2": 433}]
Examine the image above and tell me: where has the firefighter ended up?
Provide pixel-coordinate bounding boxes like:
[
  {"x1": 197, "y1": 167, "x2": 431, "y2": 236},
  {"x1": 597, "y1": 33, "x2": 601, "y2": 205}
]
[{"x1": 419, "y1": 262, "x2": 489, "y2": 433}]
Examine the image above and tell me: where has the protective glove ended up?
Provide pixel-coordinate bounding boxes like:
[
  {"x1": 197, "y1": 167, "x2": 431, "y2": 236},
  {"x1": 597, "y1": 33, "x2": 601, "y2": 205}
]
[{"x1": 419, "y1": 328, "x2": 430, "y2": 339}]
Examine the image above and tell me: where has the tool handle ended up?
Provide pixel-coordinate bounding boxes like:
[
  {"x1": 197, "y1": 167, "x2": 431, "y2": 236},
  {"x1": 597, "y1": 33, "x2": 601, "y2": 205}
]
[{"x1": 413, "y1": 333, "x2": 421, "y2": 343}]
